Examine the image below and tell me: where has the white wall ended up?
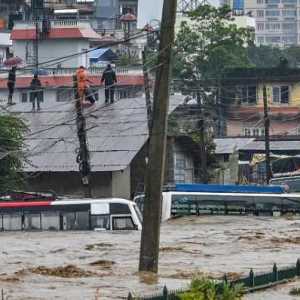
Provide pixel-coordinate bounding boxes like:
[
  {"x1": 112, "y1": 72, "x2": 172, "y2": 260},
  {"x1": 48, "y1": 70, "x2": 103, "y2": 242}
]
[
  {"x1": 112, "y1": 167, "x2": 131, "y2": 199},
  {"x1": 13, "y1": 39, "x2": 91, "y2": 68}
]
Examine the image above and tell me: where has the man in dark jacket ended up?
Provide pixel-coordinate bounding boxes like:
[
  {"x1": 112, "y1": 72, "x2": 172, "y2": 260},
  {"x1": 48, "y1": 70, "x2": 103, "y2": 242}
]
[
  {"x1": 101, "y1": 64, "x2": 117, "y2": 104},
  {"x1": 30, "y1": 74, "x2": 42, "y2": 111},
  {"x1": 7, "y1": 66, "x2": 16, "y2": 105}
]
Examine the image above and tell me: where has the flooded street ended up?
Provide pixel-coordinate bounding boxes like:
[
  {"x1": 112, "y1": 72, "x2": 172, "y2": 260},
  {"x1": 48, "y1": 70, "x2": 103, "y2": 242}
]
[{"x1": 1, "y1": 215, "x2": 300, "y2": 299}]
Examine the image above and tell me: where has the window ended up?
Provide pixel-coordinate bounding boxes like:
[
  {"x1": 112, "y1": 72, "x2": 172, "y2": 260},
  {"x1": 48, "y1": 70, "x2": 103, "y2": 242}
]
[
  {"x1": 257, "y1": 10, "x2": 265, "y2": 17},
  {"x1": 266, "y1": 0, "x2": 280, "y2": 3},
  {"x1": 257, "y1": 23, "x2": 264, "y2": 31},
  {"x1": 243, "y1": 128, "x2": 265, "y2": 136},
  {"x1": 282, "y1": 23, "x2": 296, "y2": 30},
  {"x1": 238, "y1": 86, "x2": 257, "y2": 105},
  {"x1": 266, "y1": 10, "x2": 280, "y2": 16},
  {"x1": 266, "y1": 36, "x2": 281, "y2": 43},
  {"x1": 282, "y1": 10, "x2": 297, "y2": 16},
  {"x1": 112, "y1": 216, "x2": 135, "y2": 230},
  {"x1": 272, "y1": 86, "x2": 289, "y2": 104},
  {"x1": 244, "y1": 128, "x2": 251, "y2": 136},
  {"x1": 257, "y1": 0, "x2": 264, "y2": 3},
  {"x1": 24, "y1": 213, "x2": 41, "y2": 230},
  {"x1": 91, "y1": 215, "x2": 110, "y2": 230},
  {"x1": 176, "y1": 158, "x2": 186, "y2": 169},
  {"x1": 266, "y1": 23, "x2": 281, "y2": 31},
  {"x1": 56, "y1": 88, "x2": 73, "y2": 102},
  {"x1": 282, "y1": 0, "x2": 297, "y2": 3}
]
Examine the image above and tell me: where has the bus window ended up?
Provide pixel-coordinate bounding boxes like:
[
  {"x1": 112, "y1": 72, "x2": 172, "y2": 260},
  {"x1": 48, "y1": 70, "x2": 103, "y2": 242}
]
[
  {"x1": 91, "y1": 215, "x2": 110, "y2": 230},
  {"x1": 41, "y1": 212, "x2": 60, "y2": 231},
  {"x1": 3, "y1": 213, "x2": 22, "y2": 231},
  {"x1": 110, "y1": 203, "x2": 131, "y2": 214},
  {"x1": 75, "y1": 211, "x2": 90, "y2": 230},
  {"x1": 112, "y1": 216, "x2": 135, "y2": 230},
  {"x1": 62, "y1": 212, "x2": 76, "y2": 230},
  {"x1": 24, "y1": 213, "x2": 41, "y2": 230}
]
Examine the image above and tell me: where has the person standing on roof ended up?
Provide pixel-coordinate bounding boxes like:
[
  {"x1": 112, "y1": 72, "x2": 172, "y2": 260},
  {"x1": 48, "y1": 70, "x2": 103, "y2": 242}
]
[
  {"x1": 76, "y1": 65, "x2": 92, "y2": 105},
  {"x1": 30, "y1": 74, "x2": 42, "y2": 111},
  {"x1": 7, "y1": 66, "x2": 16, "y2": 105},
  {"x1": 101, "y1": 64, "x2": 117, "y2": 104}
]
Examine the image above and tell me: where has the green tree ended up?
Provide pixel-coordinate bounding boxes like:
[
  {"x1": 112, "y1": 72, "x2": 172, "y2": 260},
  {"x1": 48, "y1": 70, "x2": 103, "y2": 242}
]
[
  {"x1": 0, "y1": 115, "x2": 26, "y2": 191},
  {"x1": 174, "y1": 4, "x2": 252, "y2": 94}
]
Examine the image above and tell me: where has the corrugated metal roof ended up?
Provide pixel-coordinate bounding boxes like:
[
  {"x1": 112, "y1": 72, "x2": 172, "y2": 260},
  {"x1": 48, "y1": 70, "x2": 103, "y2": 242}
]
[
  {"x1": 239, "y1": 140, "x2": 300, "y2": 151},
  {"x1": 11, "y1": 95, "x2": 183, "y2": 172},
  {"x1": 214, "y1": 138, "x2": 254, "y2": 154}
]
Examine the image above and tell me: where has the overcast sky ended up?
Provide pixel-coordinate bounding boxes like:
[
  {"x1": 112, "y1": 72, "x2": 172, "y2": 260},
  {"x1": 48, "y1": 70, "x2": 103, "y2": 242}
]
[{"x1": 137, "y1": 0, "x2": 220, "y2": 28}]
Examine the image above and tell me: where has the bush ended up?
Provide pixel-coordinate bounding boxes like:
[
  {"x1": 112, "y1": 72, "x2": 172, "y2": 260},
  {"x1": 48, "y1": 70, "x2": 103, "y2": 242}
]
[
  {"x1": 289, "y1": 287, "x2": 300, "y2": 296},
  {"x1": 178, "y1": 277, "x2": 243, "y2": 300}
]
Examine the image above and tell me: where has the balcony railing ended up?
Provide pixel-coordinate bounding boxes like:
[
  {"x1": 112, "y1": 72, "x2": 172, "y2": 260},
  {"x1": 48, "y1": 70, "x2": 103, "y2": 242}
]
[{"x1": 18, "y1": 66, "x2": 143, "y2": 76}]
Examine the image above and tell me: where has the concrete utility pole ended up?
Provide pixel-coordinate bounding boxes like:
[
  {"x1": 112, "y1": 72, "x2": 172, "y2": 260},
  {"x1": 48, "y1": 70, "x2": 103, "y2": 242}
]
[
  {"x1": 263, "y1": 85, "x2": 272, "y2": 184},
  {"x1": 198, "y1": 119, "x2": 208, "y2": 183},
  {"x1": 142, "y1": 49, "x2": 152, "y2": 132},
  {"x1": 73, "y1": 75, "x2": 92, "y2": 197},
  {"x1": 32, "y1": 0, "x2": 41, "y2": 73},
  {"x1": 139, "y1": 0, "x2": 177, "y2": 273}
]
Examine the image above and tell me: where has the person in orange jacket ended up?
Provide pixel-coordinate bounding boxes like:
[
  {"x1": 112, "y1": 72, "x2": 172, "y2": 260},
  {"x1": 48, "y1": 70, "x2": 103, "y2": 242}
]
[{"x1": 76, "y1": 66, "x2": 91, "y2": 105}]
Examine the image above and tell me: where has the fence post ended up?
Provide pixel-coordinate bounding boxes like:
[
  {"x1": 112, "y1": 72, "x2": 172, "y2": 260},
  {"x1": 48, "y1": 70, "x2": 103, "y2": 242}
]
[
  {"x1": 296, "y1": 259, "x2": 300, "y2": 276},
  {"x1": 249, "y1": 269, "x2": 255, "y2": 287},
  {"x1": 273, "y1": 263, "x2": 278, "y2": 282},
  {"x1": 163, "y1": 285, "x2": 168, "y2": 300},
  {"x1": 127, "y1": 292, "x2": 133, "y2": 300},
  {"x1": 1, "y1": 289, "x2": 3, "y2": 300},
  {"x1": 223, "y1": 274, "x2": 228, "y2": 285}
]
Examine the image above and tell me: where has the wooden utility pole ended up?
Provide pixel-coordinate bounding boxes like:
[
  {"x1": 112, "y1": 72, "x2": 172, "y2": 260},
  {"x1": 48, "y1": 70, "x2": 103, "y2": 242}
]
[
  {"x1": 142, "y1": 49, "x2": 152, "y2": 131},
  {"x1": 139, "y1": 0, "x2": 177, "y2": 273},
  {"x1": 73, "y1": 75, "x2": 92, "y2": 197},
  {"x1": 263, "y1": 85, "x2": 272, "y2": 184}
]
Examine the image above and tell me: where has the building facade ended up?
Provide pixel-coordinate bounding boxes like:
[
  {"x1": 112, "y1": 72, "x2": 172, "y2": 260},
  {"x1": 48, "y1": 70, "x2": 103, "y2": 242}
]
[
  {"x1": 244, "y1": 0, "x2": 300, "y2": 46},
  {"x1": 222, "y1": 68, "x2": 300, "y2": 137},
  {"x1": 11, "y1": 19, "x2": 101, "y2": 68}
]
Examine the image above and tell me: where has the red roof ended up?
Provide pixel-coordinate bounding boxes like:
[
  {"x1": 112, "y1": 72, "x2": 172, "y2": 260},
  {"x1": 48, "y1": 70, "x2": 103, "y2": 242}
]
[
  {"x1": 0, "y1": 74, "x2": 144, "y2": 89},
  {"x1": 11, "y1": 28, "x2": 101, "y2": 40},
  {"x1": 120, "y1": 13, "x2": 137, "y2": 22}
]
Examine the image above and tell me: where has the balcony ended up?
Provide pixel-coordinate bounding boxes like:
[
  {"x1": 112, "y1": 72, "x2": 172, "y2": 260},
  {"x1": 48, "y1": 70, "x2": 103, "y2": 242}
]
[{"x1": 13, "y1": 19, "x2": 92, "y2": 30}]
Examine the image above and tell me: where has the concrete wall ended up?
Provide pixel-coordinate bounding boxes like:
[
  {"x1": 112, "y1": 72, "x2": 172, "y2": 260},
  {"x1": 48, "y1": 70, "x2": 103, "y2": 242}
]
[
  {"x1": 26, "y1": 171, "x2": 112, "y2": 198},
  {"x1": 111, "y1": 166, "x2": 131, "y2": 199},
  {"x1": 0, "y1": 85, "x2": 127, "y2": 108},
  {"x1": 13, "y1": 39, "x2": 90, "y2": 68}
]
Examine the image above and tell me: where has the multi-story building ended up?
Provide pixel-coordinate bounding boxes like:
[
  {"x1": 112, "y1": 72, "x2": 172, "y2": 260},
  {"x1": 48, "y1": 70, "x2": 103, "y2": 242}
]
[
  {"x1": 221, "y1": 67, "x2": 300, "y2": 137},
  {"x1": 11, "y1": 19, "x2": 101, "y2": 68},
  {"x1": 244, "y1": 0, "x2": 300, "y2": 46}
]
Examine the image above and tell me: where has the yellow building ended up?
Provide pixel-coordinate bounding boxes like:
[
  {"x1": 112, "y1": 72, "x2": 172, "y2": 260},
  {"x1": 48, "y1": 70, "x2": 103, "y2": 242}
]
[{"x1": 222, "y1": 68, "x2": 300, "y2": 137}]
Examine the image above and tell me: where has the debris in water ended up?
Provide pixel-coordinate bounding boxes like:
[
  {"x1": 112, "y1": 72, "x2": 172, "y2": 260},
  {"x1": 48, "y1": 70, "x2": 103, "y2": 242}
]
[
  {"x1": 29, "y1": 265, "x2": 96, "y2": 278},
  {"x1": 89, "y1": 260, "x2": 115, "y2": 269},
  {"x1": 85, "y1": 243, "x2": 113, "y2": 251}
]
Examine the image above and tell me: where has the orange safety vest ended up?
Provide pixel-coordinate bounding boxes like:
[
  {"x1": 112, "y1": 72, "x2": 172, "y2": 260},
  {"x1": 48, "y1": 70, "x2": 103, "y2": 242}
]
[{"x1": 76, "y1": 68, "x2": 88, "y2": 90}]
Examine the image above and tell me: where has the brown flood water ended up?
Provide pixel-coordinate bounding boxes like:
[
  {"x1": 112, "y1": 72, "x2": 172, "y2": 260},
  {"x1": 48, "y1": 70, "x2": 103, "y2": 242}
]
[{"x1": 1, "y1": 215, "x2": 300, "y2": 299}]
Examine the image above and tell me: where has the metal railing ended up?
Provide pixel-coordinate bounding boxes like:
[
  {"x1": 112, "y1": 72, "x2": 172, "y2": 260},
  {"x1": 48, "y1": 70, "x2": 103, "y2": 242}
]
[{"x1": 131, "y1": 259, "x2": 300, "y2": 299}]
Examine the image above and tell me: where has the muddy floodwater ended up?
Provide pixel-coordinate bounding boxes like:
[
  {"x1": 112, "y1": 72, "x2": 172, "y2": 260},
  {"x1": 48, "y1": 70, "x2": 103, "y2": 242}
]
[{"x1": 2, "y1": 215, "x2": 300, "y2": 299}]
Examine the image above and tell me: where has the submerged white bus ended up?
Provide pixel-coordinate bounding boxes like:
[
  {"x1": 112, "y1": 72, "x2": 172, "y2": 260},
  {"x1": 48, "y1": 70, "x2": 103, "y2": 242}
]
[
  {"x1": 0, "y1": 196, "x2": 142, "y2": 231},
  {"x1": 134, "y1": 185, "x2": 300, "y2": 221}
]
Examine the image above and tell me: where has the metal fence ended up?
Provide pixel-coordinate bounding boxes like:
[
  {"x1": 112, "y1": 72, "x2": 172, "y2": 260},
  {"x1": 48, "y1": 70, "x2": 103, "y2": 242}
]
[{"x1": 130, "y1": 259, "x2": 300, "y2": 300}]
